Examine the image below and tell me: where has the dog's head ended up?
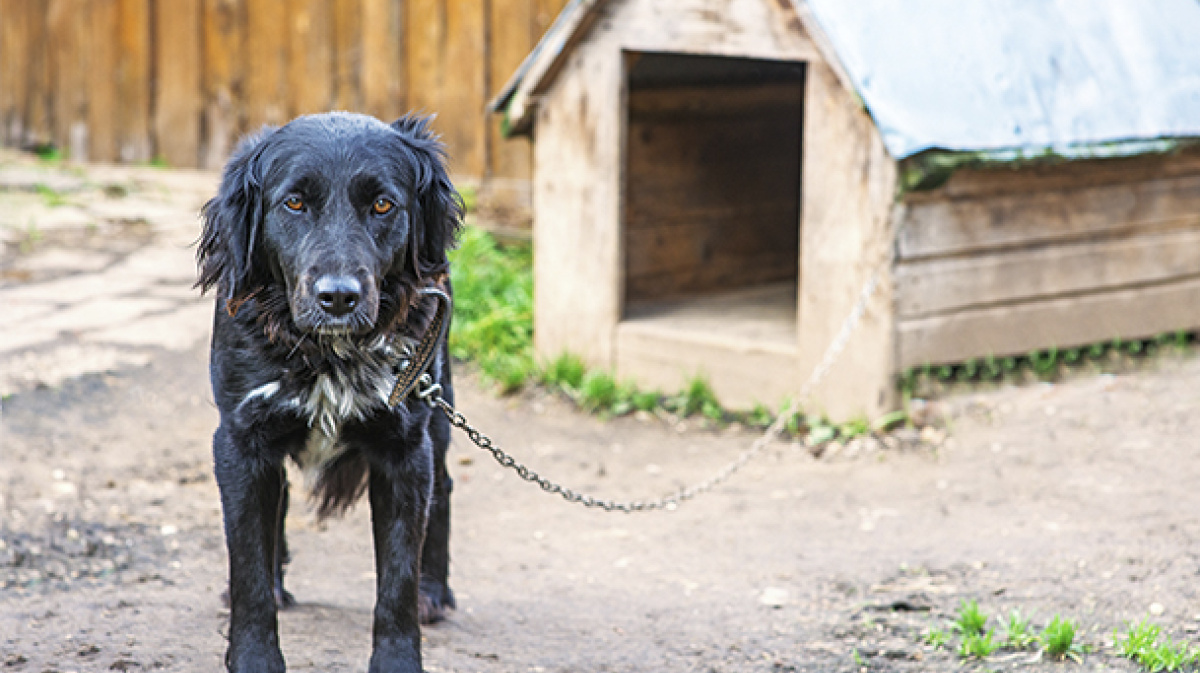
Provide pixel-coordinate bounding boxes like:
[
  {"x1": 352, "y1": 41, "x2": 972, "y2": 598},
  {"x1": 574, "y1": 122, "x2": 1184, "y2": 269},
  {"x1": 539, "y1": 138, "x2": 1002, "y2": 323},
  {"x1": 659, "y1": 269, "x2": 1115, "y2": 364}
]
[{"x1": 197, "y1": 112, "x2": 462, "y2": 337}]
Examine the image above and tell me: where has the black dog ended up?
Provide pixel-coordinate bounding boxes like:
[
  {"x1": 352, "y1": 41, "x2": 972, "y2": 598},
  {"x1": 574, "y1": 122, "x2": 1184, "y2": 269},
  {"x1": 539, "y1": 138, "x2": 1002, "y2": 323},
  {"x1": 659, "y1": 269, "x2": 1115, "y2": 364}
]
[{"x1": 196, "y1": 112, "x2": 463, "y2": 672}]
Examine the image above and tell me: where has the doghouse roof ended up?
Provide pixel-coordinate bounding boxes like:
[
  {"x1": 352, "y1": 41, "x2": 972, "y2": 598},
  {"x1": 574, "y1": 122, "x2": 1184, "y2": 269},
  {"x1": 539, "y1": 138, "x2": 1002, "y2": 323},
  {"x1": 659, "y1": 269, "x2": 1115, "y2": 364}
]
[{"x1": 491, "y1": 0, "x2": 1200, "y2": 161}]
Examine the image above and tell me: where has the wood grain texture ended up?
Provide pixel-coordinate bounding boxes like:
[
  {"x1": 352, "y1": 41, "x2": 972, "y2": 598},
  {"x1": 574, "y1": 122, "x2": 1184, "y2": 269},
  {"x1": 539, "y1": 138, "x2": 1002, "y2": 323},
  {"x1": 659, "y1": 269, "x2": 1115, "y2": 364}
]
[
  {"x1": 2, "y1": 0, "x2": 560, "y2": 178},
  {"x1": 899, "y1": 172, "x2": 1200, "y2": 260},
  {"x1": 0, "y1": 0, "x2": 31, "y2": 145},
  {"x1": 531, "y1": 19, "x2": 623, "y2": 367},
  {"x1": 487, "y1": 0, "x2": 534, "y2": 179},
  {"x1": 404, "y1": 0, "x2": 444, "y2": 115},
  {"x1": 48, "y1": 0, "x2": 89, "y2": 158},
  {"x1": 23, "y1": 2, "x2": 51, "y2": 147},
  {"x1": 908, "y1": 149, "x2": 1200, "y2": 202},
  {"x1": 287, "y1": 0, "x2": 332, "y2": 117},
  {"x1": 895, "y1": 150, "x2": 1200, "y2": 371},
  {"x1": 441, "y1": 0, "x2": 487, "y2": 177},
  {"x1": 533, "y1": 0, "x2": 568, "y2": 34},
  {"x1": 798, "y1": 60, "x2": 898, "y2": 419},
  {"x1": 896, "y1": 228, "x2": 1200, "y2": 319},
  {"x1": 115, "y1": 0, "x2": 151, "y2": 161},
  {"x1": 244, "y1": 0, "x2": 288, "y2": 127},
  {"x1": 202, "y1": 0, "x2": 243, "y2": 167},
  {"x1": 617, "y1": 294, "x2": 801, "y2": 409},
  {"x1": 154, "y1": 0, "x2": 203, "y2": 167},
  {"x1": 332, "y1": 0, "x2": 362, "y2": 111},
  {"x1": 360, "y1": 0, "x2": 402, "y2": 120},
  {"x1": 88, "y1": 0, "x2": 120, "y2": 162},
  {"x1": 898, "y1": 277, "x2": 1200, "y2": 368}
]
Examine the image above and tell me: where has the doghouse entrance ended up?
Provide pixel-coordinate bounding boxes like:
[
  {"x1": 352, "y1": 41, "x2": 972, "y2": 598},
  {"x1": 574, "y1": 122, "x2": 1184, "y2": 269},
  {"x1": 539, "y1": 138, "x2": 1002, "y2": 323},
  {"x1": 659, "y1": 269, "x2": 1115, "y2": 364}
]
[{"x1": 617, "y1": 52, "x2": 805, "y2": 406}]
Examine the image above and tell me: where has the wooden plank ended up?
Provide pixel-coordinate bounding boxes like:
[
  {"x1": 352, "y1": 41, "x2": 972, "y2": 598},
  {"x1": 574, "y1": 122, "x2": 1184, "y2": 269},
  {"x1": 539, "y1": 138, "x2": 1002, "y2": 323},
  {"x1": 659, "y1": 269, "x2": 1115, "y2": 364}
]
[
  {"x1": 798, "y1": 60, "x2": 898, "y2": 420},
  {"x1": 533, "y1": 0, "x2": 568, "y2": 34},
  {"x1": 909, "y1": 148, "x2": 1200, "y2": 201},
  {"x1": 441, "y1": 0, "x2": 487, "y2": 177},
  {"x1": 361, "y1": 0, "x2": 402, "y2": 120},
  {"x1": 0, "y1": 1, "x2": 7, "y2": 141},
  {"x1": 332, "y1": 0, "x2": 362, "y2": 111},
  {"x1": 244, "y1": 0, "x2": 288, "y2": 127},
  {"x1": 115, "y1": 0, "x2": 152, "y2": 161},
  {"x1": 48, "y1": 0, "x2": 89, "y2": 158},
  {"x1": 201, "y1": 0, "x2": 243, "y2": 168},
  {"x1": 628, "y1": 83, "x2": 804, "y2": 118},
  {"x1": 404, "y1": 0, "x2": 443, "y2": 114},
  {"x1": 487, "y1": 0, "x2": 534, "y2": 179},
  {"x1": 624, "y1": 205, "x2": 799, "y2": 299},
  {"x1": 154, "y1": 0, "x2": 203, "y2": 167},
  {"x1": 899, "y1": 172, "x2": 1200, "y2": 260},
  {"x1": 287, "y1": 0, "x2": 332, "y2": 117},
  {"x1": 87, "y1": 0, "x2": 120, "y2": 162},
  {"x1": 898, "y1": 277, "x2": 1200, "y2": 368},
  {"x1": 896, "y1": 228, "x2": 1200, "y2": 319},
  {"x1": 0, "y1": 0, "x2": 31, "y2": 145},
  {"x1": 616, "y1": 0, "x2": 818, "y2": 60},
  {"x1": 23, "y1": 2, "x2": 52, "y2": 147},
  {"x1": 617, "y1": 315, "x2": 800, "y2": 409},
  {"x1": 531, "y1": 23, "x2": 623, "y2": 368}
]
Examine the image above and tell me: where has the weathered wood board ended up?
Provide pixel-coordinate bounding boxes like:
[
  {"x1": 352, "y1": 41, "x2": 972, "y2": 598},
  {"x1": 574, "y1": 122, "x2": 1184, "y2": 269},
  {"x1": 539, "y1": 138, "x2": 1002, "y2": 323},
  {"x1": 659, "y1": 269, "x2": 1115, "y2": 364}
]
[
  {"x1": 154, "y1": 0, "x2": 202, "y2": 167},
  {"x1": 88, "y1": 0, "x2": 120, "y2": 162},
  {"x1": 201, "y1": 0, "x2": 242, "y2": 168},
  {"x1": 896, "y1": 153, "x2": 1200, "y2": 367},
  {"x1": 896, "y1": 228, "x2": 1200, "y2": 319},
  {"x1": 115, "y1": 0, "x2": 151, "y2": 162},
  {"x1": 287, "y1": 0, "x2": 332, "y2": 119},
  {"x1": 898, "y1": 277, "x2": 1200, "y2": 368}
]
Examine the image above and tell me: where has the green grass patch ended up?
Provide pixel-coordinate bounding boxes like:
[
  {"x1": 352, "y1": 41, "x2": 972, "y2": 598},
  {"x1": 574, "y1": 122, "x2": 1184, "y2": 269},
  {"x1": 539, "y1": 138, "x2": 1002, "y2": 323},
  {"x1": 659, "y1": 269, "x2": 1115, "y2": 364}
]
[
  {"x1": 1003, "y1": 609, "x2": 1038, "y2": 649},
  {"x1": 952, "y1": 599, "x2": 988, "y2": 637},
  {"x1": 1116, "y1": 620, "x2": 1200, "y2": 672},
  {"x1": 664, "y1": 375, "x2": 722, "y2": 420},
  {"x1": 958, "y1": 629, "x2": 1000, "y2": 660},
  {"x1": 34, "y1": 183, "x2": 67, "y2": 207},
  {"x1": 33, "y1": 145, "x2": 63, "y2": 164},
  {"x1": 540, "y1": 352, "x2": 586, "y2": 391},
  {"x1": 577, "y1": 370, "x2": 620, "y2": 413},
  {"x1": 447, "y1": 226, "x2": 535, "y2": 392},
  {"x1": 923, "y1": 627, "x2": 951, "y2": 650},
  {"x1": 1042, "y1": 615, "x2": 1084, "y2": 662},
  {"x1": 901, "y1": 331, "x2": 1199, "y2": 399}
]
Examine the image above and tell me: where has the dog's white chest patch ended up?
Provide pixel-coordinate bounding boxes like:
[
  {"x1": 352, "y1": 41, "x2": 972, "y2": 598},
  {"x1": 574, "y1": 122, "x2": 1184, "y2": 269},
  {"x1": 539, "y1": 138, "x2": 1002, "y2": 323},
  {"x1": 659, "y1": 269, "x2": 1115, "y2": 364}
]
[{"x1": 294, "y1": 360, "x2": 397, "y2": 480}]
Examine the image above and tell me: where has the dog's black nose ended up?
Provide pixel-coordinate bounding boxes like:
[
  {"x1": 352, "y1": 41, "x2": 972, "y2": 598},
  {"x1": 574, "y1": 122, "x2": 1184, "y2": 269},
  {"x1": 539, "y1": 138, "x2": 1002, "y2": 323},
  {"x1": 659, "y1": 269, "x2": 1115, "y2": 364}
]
[{"x1": 314, "y1": 275, "x2": 362, "y2": 317}]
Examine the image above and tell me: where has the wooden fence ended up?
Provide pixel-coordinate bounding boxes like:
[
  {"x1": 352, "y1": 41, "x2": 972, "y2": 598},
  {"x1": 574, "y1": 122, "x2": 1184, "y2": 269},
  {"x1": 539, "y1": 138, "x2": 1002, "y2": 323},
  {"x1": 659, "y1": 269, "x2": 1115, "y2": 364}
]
[{"x1": 0, "y1": 0, "x2": 568, "y2": 183}]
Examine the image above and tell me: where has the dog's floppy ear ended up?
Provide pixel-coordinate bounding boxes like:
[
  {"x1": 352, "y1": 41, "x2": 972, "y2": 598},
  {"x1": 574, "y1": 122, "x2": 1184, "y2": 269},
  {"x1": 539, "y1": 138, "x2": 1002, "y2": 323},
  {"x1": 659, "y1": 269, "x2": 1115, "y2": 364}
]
[
  {"x1": 390, "y1": 114, "x2": 464, "y2": 279},
  {"x1": 196, "y1": 126, "x2": 276, "y2": 308}
]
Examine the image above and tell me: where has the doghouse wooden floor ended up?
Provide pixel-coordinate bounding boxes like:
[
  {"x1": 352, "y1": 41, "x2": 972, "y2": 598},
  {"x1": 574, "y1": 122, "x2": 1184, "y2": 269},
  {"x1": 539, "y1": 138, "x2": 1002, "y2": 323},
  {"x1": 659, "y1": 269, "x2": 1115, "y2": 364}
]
[{"x1": 617, "y1": 283, "x2": 800, "y2": 408}]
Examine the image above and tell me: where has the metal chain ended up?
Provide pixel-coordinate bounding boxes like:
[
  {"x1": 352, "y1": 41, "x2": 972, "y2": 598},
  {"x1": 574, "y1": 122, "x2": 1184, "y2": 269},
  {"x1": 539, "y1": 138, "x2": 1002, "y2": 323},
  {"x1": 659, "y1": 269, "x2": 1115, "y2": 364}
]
[{"x1": 419, "y1": 247, "x2": 893, "y2": 513}]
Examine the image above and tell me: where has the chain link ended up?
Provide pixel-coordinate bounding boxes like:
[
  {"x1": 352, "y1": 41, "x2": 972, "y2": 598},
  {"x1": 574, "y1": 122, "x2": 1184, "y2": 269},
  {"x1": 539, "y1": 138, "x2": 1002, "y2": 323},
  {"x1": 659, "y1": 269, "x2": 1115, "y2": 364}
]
[{"x1": 423, "y1": 246, "x2": 893, "y2": 513}]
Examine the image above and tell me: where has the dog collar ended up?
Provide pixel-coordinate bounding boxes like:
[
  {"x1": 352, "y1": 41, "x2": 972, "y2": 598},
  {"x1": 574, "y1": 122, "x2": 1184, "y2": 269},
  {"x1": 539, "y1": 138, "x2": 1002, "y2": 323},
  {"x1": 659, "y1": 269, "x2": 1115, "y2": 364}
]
[{"x1": 387, "y1": 286, "x2": 452, "y2": 408}]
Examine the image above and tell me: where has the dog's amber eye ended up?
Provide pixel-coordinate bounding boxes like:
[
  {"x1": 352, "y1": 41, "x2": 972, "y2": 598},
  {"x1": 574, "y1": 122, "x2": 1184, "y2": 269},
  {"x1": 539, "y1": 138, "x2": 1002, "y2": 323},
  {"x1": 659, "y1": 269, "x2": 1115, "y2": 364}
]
[
  {"x1": 372, "y1": 198, "x2": 394, "y2": 216},
  {"x1": 283, "y1": 196, "x2": 305, "y2": 212}
]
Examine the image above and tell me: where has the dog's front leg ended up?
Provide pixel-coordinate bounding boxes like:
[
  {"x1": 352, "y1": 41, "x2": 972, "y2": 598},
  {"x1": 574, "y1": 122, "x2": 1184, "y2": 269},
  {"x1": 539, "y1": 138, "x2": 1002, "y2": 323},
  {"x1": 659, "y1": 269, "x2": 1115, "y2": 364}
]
[
  {"x1": 366, "y1": 456, "x2": 431, "y2": 673},
  {"x1": 214, "y1": 428, "x2": 287, "y2": 673}
]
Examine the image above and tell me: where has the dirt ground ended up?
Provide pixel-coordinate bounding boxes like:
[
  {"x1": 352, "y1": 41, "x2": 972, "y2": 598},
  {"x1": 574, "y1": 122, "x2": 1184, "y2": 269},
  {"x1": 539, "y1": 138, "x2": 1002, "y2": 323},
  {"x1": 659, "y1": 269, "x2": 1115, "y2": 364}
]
[{"x1": 4, "y1": 152, "x2": 1200, "y2": 672}]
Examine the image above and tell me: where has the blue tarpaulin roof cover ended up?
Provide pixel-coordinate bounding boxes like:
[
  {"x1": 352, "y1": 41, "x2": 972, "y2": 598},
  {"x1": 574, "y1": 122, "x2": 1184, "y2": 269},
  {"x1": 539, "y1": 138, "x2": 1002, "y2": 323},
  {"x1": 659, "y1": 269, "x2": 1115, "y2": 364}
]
[{"x1": 805, "y1": 0, "x2": 1200, "y2": 160}]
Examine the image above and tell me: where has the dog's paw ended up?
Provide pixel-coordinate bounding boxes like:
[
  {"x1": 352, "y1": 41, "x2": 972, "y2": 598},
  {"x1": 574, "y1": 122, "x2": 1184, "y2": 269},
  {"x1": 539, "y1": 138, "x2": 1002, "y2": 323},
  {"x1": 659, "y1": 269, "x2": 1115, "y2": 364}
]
[{"x1": 417, "y1": 580, "x2": 456, "y2": 624}]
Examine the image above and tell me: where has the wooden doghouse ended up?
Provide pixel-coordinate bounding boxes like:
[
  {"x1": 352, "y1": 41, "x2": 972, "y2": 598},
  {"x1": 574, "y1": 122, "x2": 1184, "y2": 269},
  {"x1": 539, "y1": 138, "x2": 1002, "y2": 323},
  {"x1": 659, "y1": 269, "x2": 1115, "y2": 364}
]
[{"x1": 490, "y1": 0, "x2": 1200, "y2": 419}]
